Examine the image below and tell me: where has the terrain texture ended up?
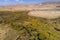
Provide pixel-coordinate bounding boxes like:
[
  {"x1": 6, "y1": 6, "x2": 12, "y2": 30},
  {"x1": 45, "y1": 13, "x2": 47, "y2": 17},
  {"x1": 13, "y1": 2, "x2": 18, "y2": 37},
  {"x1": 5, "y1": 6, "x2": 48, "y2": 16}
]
[{"x1": 0, "y1": 2, "x2": 60, "y2": 40}]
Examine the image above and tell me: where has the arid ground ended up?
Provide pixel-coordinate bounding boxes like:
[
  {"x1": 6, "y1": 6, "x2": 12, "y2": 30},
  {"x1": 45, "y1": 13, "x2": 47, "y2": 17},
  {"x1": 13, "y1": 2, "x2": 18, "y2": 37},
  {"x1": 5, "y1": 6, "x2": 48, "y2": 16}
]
[{"x1": 0, "y1": 2, "x2": 60, "y2": 40}]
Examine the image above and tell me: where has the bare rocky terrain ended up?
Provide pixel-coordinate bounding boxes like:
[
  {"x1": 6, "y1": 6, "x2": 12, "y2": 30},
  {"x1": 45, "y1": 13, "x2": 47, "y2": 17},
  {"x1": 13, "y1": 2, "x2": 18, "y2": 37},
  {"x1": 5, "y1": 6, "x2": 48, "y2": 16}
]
[{"x1": 28, "y1": 10, "x2": 60, "y2": 19}]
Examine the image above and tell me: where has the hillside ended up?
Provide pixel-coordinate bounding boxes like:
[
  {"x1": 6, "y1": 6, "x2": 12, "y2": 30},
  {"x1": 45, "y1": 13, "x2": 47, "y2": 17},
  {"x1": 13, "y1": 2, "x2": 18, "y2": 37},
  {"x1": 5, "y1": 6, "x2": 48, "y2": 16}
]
[
  {"x1": 0, "y1": 2, "x2": 60, "y2": 11},
  {"x1": 0, "y1": 2, "x2": 60, "y2": 40},
  {"x1": 0, "y1": 11, "x2": 60, "y2": 40}
]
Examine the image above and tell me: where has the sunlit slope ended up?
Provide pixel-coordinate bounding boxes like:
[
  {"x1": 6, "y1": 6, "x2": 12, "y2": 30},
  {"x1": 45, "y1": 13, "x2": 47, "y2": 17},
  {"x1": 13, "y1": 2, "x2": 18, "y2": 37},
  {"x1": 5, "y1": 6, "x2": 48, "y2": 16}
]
[{"x1": 28, "y1": 10, "x2": 60, "y2": 19}]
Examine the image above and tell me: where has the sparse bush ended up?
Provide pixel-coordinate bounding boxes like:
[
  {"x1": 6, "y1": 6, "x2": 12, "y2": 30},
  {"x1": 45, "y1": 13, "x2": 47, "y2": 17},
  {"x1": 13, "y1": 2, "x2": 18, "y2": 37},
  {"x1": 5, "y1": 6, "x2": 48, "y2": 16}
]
[{"x1": 0, "y1": 11, "x2": 60, "y2": 40}]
